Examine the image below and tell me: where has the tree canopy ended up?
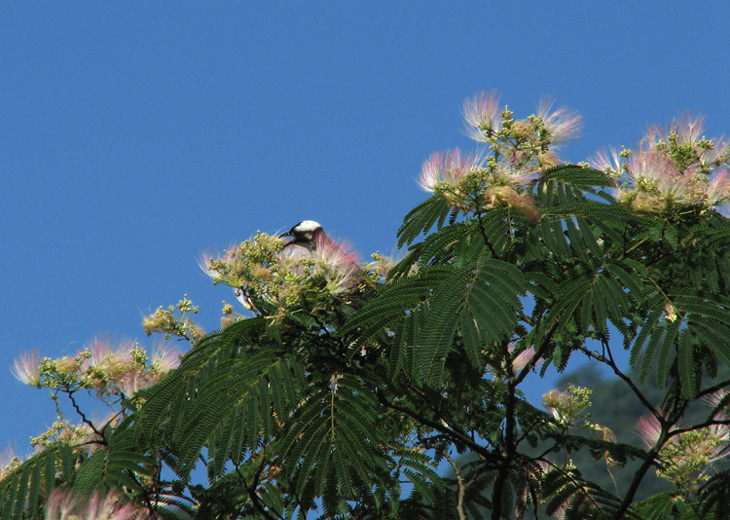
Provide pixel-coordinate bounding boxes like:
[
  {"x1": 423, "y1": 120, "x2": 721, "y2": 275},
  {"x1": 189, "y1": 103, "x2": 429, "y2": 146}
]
[{"x1": 4, "y1": 92, "x2": 730, "y2": 520}]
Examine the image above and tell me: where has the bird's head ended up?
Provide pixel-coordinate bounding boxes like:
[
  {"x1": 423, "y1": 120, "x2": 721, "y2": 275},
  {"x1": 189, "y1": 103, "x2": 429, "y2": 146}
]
[{"x1": 280, "y1": 220, "x2": 324, "y2": 251}]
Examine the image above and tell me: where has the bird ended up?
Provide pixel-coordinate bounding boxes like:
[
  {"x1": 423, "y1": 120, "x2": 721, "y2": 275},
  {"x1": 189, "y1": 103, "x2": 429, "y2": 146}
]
[
  {"x1": 280, "y1": 220, "x2": 365, "y2": 300},
  {"x1": 280, "y1": 220, "x2": 326, "y2": 251}
]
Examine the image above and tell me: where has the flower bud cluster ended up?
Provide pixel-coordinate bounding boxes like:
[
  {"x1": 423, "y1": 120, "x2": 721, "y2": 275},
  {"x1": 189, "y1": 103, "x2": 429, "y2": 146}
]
[
  {"x1": 543, "y1": 385, "x2": 594, "y2": 428},
  {"x1": 219, "y1": 300, "x2": 241, "y2": 329},
  {"x1": 200, "y1": 232, "x2": 299, "y2": 317},
  {"x1": 419, "y1": 90, "x2": 582, "y2": 219},
  {"x1": 30, "y1": 415, "x2": 102, "y2": 450},
  {"x1": 13, "y1": 336, "x2": 181, "y2": 400},
  {"x1": 200, "y1": 232, "x2": 391, "y2": 320},
  {"x1": 637, "y1": 392, "x2": 730, "y2": 491},
  {"x1": 592, "y1": 113, "x2": 730, "y2": 215},
  {"x1": 361, "y1": 252, "x2": 396, "y2": 285},
  {"x1": 142, "y1": 294, "x2": 204, "y2": 343},
  {"x1": 542, "y1": 385, "x2": 617, "y2": 475},
  {"x1": 0, "y1": 448, "x2": 21, "y2": 481},
  {"x1": 658, "y1": 428, "x2": 729, "y2": 491}
]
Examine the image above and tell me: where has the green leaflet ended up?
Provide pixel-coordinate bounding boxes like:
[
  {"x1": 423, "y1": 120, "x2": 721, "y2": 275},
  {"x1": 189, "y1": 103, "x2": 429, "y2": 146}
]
[
  {"x1": 410, "y1": 257, "x2": 526, "y2": 386},
  {"x1": 176, "y1": 352, "x2": 304, "y2": 478},
  {"x1": 338, "y1": 267, "x2": 453, "y2": 345},
  {"x1": 539, "y1": 165, "x2": 616, "y2": 188},
  {"x1": 0, "y1": 443, "x2": 77, "y2": 519},
  {"x1": 73, "y1": 428, "x2": 153, "y2": 498},
  {"x1": 397, "y1": 195, "x2": 453, "y2": 247},
  {"x1": 280, "y1": 376, "x2": 385, "y2": 512}
]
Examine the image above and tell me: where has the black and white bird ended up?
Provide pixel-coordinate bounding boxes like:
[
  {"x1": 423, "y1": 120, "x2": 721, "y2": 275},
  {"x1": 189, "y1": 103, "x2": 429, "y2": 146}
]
[
  {"x1": 280, "y1": 220, "x2": 363, "y2": 296},
  {"x1": 280, "y1": 220, "x2": 326, "y2": 252}
]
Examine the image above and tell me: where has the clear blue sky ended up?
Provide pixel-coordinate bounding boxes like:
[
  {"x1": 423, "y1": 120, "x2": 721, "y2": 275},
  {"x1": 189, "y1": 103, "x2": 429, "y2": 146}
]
[{"x1": 2, "y1": 2, "x2": 729, "y2": 458}]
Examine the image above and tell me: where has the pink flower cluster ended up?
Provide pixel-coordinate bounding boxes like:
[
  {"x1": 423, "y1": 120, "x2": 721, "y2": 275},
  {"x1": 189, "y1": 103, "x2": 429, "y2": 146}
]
[
  {"x1": 636, "y1": 393, "x2": 730, "y2": 488},
  {"x1": 200, "y1": 230, "x2": 366, "y2": 320},
  {"x1": 536, "y1": 96, "x2": 582, "y2": 145},
  {"x1": 12, "y1": 350, "x2": 40, "y2": 386},
  {"x1": 419, "y1": 149, "x2": 483, "y2": 193},
  {"x1": 592, "y1": 112, "x2": 730, "y2": 213},
  {"x1": 462, "y1": 90, "x2": 502, "y2": 139},
  {"x1": 418, "y1": 90, "x2": 582, "y2": 215},
  {"x1": 461, "y1": 90, "x2": 582, "y2": 147},
  {"x1": 45, "y1": 489, "x2": 147, "y2": 520},
  {"x1": 12, "y1": 336, "x2": 181, "y2": 398},
  {"x1": 310, "y1": 233, "x2": 362, "y2": 295}
]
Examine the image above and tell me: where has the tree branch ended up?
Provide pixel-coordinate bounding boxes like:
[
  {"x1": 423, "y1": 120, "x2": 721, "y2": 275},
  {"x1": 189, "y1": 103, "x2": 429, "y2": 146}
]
[
  {"x1": 375, "y1": 388, "x2": 498, "y2": 465},
  {"x1": 444, "y1": 451, "x2": 467, "y2": 520},
  {"x1": 576, "y1": 343, "x2": 661, "y2": 422},
  {"x1": 234, "y1": 453, "x2": 282, "y2": 520},
  {"x1": 476, "y1": 212, "x2": 500, "y2": 258},
  {"x1": 65, "y1": 387, "x2": 108, "y2": 445},
  {"x1": 612, "y1": 385, "x2": 687, "y2": 520},
  {"x1": 697, "y1": 378, "x2": 730, "y2": 400}
]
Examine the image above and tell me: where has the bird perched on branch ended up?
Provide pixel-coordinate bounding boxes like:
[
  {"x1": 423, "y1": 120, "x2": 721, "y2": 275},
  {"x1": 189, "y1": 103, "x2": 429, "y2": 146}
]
[
  {"x1": 280, "y1": 220, "x2": 326, "y2": 252},
  {"x1": 280, "y1": 220, "x2": 375, "y2": 302},
  {"x1": 280, "y1": 220, "x2": 362, "y2": 289}
]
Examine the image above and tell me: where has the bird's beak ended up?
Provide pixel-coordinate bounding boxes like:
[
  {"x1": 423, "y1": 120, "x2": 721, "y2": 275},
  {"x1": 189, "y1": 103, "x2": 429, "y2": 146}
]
[{"x1": 279, "y1": 231, "x2": 295, "y2": 249}]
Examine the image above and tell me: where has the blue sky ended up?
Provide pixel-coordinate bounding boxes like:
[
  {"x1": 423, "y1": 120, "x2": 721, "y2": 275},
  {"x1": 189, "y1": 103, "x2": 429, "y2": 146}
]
[{"x1": 2, "y1": 2, "x2": 730, "y2": 458}]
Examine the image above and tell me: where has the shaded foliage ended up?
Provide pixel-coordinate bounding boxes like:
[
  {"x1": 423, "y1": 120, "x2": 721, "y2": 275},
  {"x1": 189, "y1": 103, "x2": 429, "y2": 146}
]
[{"x1": 5, "y1": 96, "x2": 730, "y2": 520}]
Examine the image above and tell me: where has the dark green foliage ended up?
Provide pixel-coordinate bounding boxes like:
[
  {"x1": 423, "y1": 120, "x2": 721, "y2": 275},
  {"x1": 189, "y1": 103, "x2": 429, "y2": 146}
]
[
  {"x1": 698, "y1": 470, "x2": 730, "y2": 520},
  {"x1": 73, "y1": 427, "x2": 154, "y2": 496},
  {"x1": 132, "y1": 164, "x2": 728, "y2": 518},
  {"x1": 138, "y1": 322, "x2": 309, "y2": 480},
  {"x1": 397, "y1": 195, "x2": 454, "y2": 247},
  {"x1": 0, "y1": 444, "x2": 75, "y2": 520},
  {"x1": 8, "y1": 161, "x2": 730, "y2": 519}
]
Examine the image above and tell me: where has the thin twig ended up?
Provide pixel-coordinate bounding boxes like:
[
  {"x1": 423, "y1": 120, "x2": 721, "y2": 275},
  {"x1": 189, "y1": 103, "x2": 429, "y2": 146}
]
[
  {"x1": 235, "y1": 456, "x2": 282, "y2": 520},
  {"x1": 576, "y1": 344, "x2": 661, "y2": 422},
  {"x1": 375, "y1": 388, "x2": 498, "y2": 464},
  {"x1": 444, "y1": 451, "x2": 467, "y2": 520},
  {"x1": 476, "y1": 212, "x2": 500, "y2": 257},
  {"x1": 65, "y1": 388, "x2": 108, "y2": 444},
  {"x1": 612, "y1": 386, "x2": 688, "y2": 520},
  {"x1": 697, "y1": 378, "x2": 730, "y2": 399}
]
